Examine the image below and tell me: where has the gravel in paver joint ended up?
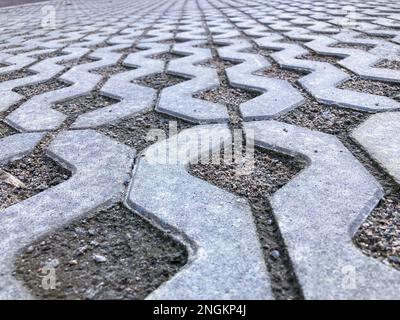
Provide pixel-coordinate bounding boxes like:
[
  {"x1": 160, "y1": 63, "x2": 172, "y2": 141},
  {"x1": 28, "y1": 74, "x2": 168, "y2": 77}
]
[
  {"x1": 329, "y1": 43, "x2": 374, "y2": 51},
  {"x1": 90, "y1": 63, "x2": 136, "y2": 77},
  {"x1": 0, "y1": 141, "x2": 71, "y2": 210},
  {"x1": 133, "y1": 72, "x2": 188, "y2": 90},
  {"x1": 97, "y1": 109, "x2": 193, "y2": 152},
  {"x1": 0, "y1": 120, "x2": 17, "y2": 139},
  {"x1": 150, "y1": 52, "x2": 185, "y2": 62},
  {"x1": 13, "y1": 78, "x2": 70, "y2": 99},
  {"x1": 52, "y1": 92, "x2": 119, "y2": 116},
  {"x1": 14, "y1": 203, "x2": 188, "y2": 300},
  {"x1": 338, "y1": 76, "x2": 400, "y2": 98},
  {"x1": 374, "y1": 59, "x2": 400, "y2": 70},
  {"x1": 0, "y1": 68, "x2": 35, "y2": 83}
]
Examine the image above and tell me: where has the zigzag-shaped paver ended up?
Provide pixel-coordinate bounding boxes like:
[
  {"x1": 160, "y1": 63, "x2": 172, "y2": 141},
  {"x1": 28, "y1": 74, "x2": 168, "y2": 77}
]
[
  {"x1": 157, "y1": 40, "x2": 229, "y2": 123},
  {"x1": 0, "y1": 48, "x2": 56, "y2": 76},
  {"x1": 305, "y1": 31, "x2": 400, "y2": 83},
  {"x1": 254, "y1": 33, "x2": 400, "y2": 111},
  {"x1": 6, "y1": 43, "x2": 129, "y2": 132},
  {"x1": 216, "y1": 38, "x2": 304, "y2": 120},
  {"x1": 72, "y1": 42, "x2": 168, "y2": 128},
  {"x1": 0, "y1": 46, "x2": 89, "y2": 112},
  {"x1": 0, "y1": 130, "x2": 135, "y2": 299},
  {"x1": 352, "y1": 112, "x2": 400, "y2": 185},
  {"x1": 244, "y1": 120, "x2": 400, "y2": 299},
  {"x1": 127, "y1": 125, "x2": 272, "y2": 299}
]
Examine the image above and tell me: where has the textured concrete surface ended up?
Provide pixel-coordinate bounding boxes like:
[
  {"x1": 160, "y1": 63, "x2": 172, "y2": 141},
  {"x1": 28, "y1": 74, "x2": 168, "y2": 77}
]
[
  {"x1": 352, "y1": 112, "x2": 400, "y2": 184},
  {"x1": 1, "y1": 0, "x2": 400, "y2": 300}
]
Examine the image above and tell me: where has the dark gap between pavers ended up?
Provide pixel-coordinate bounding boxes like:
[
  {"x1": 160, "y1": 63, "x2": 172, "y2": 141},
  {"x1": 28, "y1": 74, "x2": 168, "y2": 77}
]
[
  {"x1": 155, "y1": 39, "x2": 179, "y2": 45},
  {"x1": 0, "y1": 120, "x2": 17, "y2": 139},
  {"x1": 195, "y1": 56, "x2": 238, "y2": 69},
  {"x1": 0, "y1": 68, "x2": 36, "y2": 83},
  {"x1": 96, "y1": 109, "x2": 193, "y2": 153},
  {"x1": 373, "y1": 59, "x2": 400, "y2": 71},
  {"x1": 358, "y1": 34, "x2": 395, "y2": 40},
  {"x1": 279, "y1": 104, "x2": 400, "y2": 270},
  {"x1": 329, "y1": 42, "x2": 374, "y2": 51},
  {"x1": 90, "y1": 63, "x2": 136, "y2": 77},
  {"x1": 337, "y1": 76, "x2": 400, "y2": 99},
  {"x1": 193, "y1": 82, "x2": 260, "y2": 109},
  {"x1": 51, "y1": 92, "x2": 119, "y2": 116},
  {"x1": 58, "y1": 57, "x2": 97, "y2": 69},
  {"x1": 189, "y1": 147, "x2": 307, "y2": 300},
  {"x1": 13, "y1": 78, "x2": 71, "y2": 99},
  {"x1": 14, "y1": 203, "x2": 188, "y2": 300},
  {"x1": 239, "y1": 47, "x2": 280, "y2": 56},
  {"x1": 299, "y1": 52, "x2": 342, "y2": 65},
  {"x1": 6, "y1": 47, "x2": 41, "y2": 55},
  {"x1": 257, "y1": 64, "x2": 306, "y2": 82},
  {"x1": 32, "y1": 50, "x2": 69, "y2": 61},
  {"x1": 149, "y1": 52, "x2": 186, "y2": 62},
  {"x1": 132, "y1": 72, "x2": 188, "y2": 91},
  {"x1": 114, "y1": 46, "x2": 142, "y2": 55},
  {"x1": 0, "y1": 143, "x2": 71, "y2": 211}
]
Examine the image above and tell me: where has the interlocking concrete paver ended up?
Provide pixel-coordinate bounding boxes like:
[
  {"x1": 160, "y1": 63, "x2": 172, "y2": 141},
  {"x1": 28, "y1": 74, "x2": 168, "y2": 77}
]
[
  {"x1": 127, "y1": 125, "x2": 272, "y2": 299},
  {"x1": 245, "y1": 120, "x2": 400, "y2": 299},
  {"x1": 352, "y1": 112, "x2": 400, "y2": 184}
]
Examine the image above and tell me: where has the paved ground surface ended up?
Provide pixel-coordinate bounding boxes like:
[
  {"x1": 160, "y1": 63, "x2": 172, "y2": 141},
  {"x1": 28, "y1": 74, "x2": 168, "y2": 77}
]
[
  {"x1": 0, "y1": 0, "x2": 46, "y2": 8},
  {"x1": 0, "y1": 0, "x2": 400, "y2": 300}
]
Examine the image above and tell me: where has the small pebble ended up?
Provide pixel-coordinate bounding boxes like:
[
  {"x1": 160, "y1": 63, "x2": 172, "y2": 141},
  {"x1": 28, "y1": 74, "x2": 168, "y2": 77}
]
[
  {"x1": 270, "y1": 250, "x2": 280, "y2": 260},
  {"x1": 93, "y1": 254, "x2": 107, "y2": 263}
]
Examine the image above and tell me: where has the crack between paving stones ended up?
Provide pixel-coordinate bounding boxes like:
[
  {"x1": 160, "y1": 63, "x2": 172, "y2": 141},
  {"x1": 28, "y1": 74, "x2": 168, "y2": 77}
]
[{"x1": 196, "y1": 2, "x2": 305, "y2": 300}]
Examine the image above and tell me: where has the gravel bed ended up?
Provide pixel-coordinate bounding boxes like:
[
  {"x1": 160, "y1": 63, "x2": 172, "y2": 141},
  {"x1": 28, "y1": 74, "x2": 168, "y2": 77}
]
[
  {"x1": 338, "y1": 76, "x2": 400, "y2": 98},
  {"x1": 52, "y1": 92, "x2": 118, "y2": 116},
  {"x1": 0, "y1": 68, "x2": 35, "y2": 83},
  {"x1": 97, "y1": 109, "x2": 193, "y2": 152},
  {"x1": 133, "y1": 72, "x2": 187, "y2": 90},
  {"x1": 13, "y1": 78, "x2": 70, "y2": 99},
  {"x1": 0, "y1": 141, "x2": 71, "y2": 210},
  {"x1": 14, "y1": 203, "x2": 188, "y2": 300},
  {"x1": 330, "y1": 42, "x2": 374, "y2": 51},
  {"x1": 91, "y1": 64, "x2": 135, "y2": 77},
  {"x1": 150, "y1": 52, "x2": 184, "y2": 62},
  {"x1": 374, "y1": 59, "x2": 400, "y2": 70},
  {"x1": 0, "y1": 120, "x2": 17, "y2": 138},
  {"x1": 59, "y1": 57, "x2": 96, "y2": 69}
]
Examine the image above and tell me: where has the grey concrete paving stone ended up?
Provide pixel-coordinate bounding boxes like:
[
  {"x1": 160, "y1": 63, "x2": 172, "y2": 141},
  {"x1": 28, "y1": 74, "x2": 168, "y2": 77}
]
[
  {"x1": 0, "y1": 132, "x2": 44, "y2": 165},
  {"x1": 244, "y1": 120, "x2": 400, "y2": 299},
  {"x1": 72, "y1": 43, "x2": 168, "y2": 128},
  {"x1": 157, "y1": 40, "x2": 229, "y2": 124},
  {"x1": 127, "y1": 125, "x2": 272, "y2": 299},
  {"x1": 352, "y1": 112, "x2": 400, "y2": 184}
]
